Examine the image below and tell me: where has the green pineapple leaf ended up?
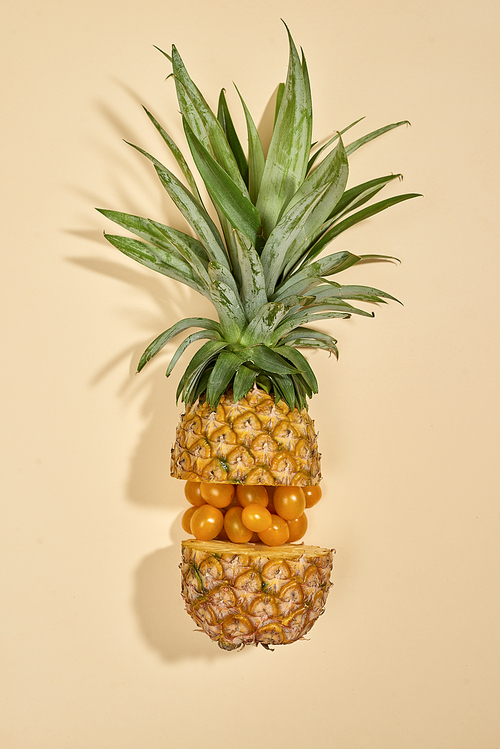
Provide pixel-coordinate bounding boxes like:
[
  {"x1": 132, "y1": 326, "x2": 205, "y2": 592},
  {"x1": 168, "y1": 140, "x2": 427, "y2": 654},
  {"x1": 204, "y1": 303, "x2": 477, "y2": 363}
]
[
  {"x1": 148, "y1": 220, "x2": 210, "y2": 285},
  {"x1": 261, "y1": 179, "x2": 340, "y2": 297},
  {"x1": 281, "y1": 327, "x2": 339, "y2": 357},
  {"x1": 346, "y1": 120, "x2": 410, "y2": 156},
  {"x1": 297, "y1": 298, "x2": 374, "y2": 318},
  {"x1": 276, "y1": 345, "x2": 319, "y2": 394},
  {"x1": 165, "y1": 330, "x2": 222, "y2": 378},
  {"x1": 152, "y1": 163, "x2": 231, "y2": 269},
  {"x1": 233, "y1": 364, "x2": 259, "y2": 401},
  {"x1": 291, "y1": 373, "x2": 310, "y2": 409},
  {"x1": 274, "y1": 82, "x2": 285, "y2": 125},
  {"x1": 268, "y1": 372, "x2": 296, "y2": 410},
  {"x1": 217, "y1": 89, "x2": 249, "y2": 185},
  {"x1": 207, "y1": 259, "x2": 241, "y2": 302},
  {"x1": 279, "y1": 142, "x2": 350, "y2": 278},
  {"x1": 137, "y1": 317, "x2": 222, "y2": 372},
  {"x1": 330, "y1": 174, "x2": 403, "y2": 221},
  {"x1": 306, "y1": 192, "x2": 422, "y2": 261},
  {"x1": 246, "y1": 344, "x2": 298, "y2": 374},
  {"x1": 284, "y1": 136, "x2": 349, "y2": 217},
  {"x1": 97, "y1": 209, "x2": 211, "y2": 289},
  {"x1": 208, "y1": 265, "x2": 247, "y2": 344},
  {"x1": 292, "y1": 339, "x2": 339, "y2": 357},
  {"x1": 183, "y1": 118, "x2": 261, "y2": 245},
  {"x1": 97, "y1": 209, "x2": 208, "y2": 262},
  {"x1": 307, "y1": 116, "x2": 366, "y2": 172},
  {"x1": 259, "y1": 137, "x2": 348, "y2": 293},
  {"x1": 232, "y1": 230, "x2": 268, "y2": 321},
  {"x1": 102, "y1": 234, "x2": 207, "y2": 295},
  {"x1": 142, "y1": 106, "x2": 203, "y2": 202},
  {"x1": 270, "y1": 275, "x2": 324, "y2": 301},
  {"x1": 272, "y1": 309, "x2": 352, "y2": 343},
  {"x1": 124, "y1": 139, "x2": 231, "y2": 270},
  {"x1": 235, "y1": 86, "x2": 265, "y2": 205},
  {"x1": 310, "y1": 283, "x2": 401, "y2": 305},
  {"x1": 239, "y1": 302, "x2": 288, "y2": 346},
  {"x1": 153, "y1": 45, "x2": 172, "y2": 63},
  {"x1": 256, "y1": 26, "x2": 313, "y2": 237},
  {"x1": 176, "y1": 339, "x2": 229, "y2": 404},
  {"x1": 171, "y1": 45, "x2": 247, "y2": 190},
  {"x1": 273, "y1": 251, "x2": 361, "y2": 301},
  {"x1": 206, "y1": 350, "x2": 246, "y2": 408}
]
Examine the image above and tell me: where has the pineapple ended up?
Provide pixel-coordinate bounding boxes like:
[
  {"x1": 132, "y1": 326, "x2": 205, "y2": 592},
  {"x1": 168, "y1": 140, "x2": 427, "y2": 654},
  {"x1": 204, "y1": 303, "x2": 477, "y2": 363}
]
[
  {"x1": 171, "y1": 385, "x2": 321, "y2": 485},
  {"x1": 181, "y1": 540, "x2": 333, "y2": 650},
  {"x1": 98, "y1": 23, "x2": 419, "y2": 648}
]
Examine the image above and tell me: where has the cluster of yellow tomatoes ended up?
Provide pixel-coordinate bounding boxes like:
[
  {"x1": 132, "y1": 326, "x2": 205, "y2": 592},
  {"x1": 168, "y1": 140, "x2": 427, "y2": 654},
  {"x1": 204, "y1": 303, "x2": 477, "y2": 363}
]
[{"x1": 181, "y1": 482, "x2": 322, "y2": 546}]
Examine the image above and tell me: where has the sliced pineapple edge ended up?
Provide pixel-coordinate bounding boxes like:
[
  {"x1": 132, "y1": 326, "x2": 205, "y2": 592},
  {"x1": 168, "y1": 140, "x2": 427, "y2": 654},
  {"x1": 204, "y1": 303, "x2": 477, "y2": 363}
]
[
  {"x1": 181, "y1": 538, "x2": 334, "y2": 559},
  {"x1": 181, "y1": 538, "x2": 334, "y2": 649}
]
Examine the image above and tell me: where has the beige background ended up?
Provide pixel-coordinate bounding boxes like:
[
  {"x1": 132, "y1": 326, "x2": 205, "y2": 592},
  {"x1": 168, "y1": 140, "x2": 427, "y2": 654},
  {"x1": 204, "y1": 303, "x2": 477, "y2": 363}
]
[{"x1": 1, "y1": 0, "x2": 499, "y2": 746}]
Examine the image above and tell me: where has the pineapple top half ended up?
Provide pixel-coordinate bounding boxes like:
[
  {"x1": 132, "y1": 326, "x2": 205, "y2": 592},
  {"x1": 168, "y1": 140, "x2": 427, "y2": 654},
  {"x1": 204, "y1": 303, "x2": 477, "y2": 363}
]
[{"x1": 98, "y1": 26, "x2": 419, "y2": 413}]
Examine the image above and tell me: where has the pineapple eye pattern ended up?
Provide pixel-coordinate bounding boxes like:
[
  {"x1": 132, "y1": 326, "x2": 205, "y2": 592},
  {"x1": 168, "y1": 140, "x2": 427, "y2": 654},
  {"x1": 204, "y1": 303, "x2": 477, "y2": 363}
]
[{"x1": 181, "y1": 539, "x2": 334, "y2": 649}]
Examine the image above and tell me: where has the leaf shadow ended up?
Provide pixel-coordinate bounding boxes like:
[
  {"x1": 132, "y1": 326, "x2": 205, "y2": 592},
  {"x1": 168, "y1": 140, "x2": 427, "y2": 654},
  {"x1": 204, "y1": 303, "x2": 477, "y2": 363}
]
[
  {"x1": 257, "y1": 85, "x2": 281, "y2": 155},
  {"x1": 132, "y1": 522, "x2": 252, "y2": 662}
]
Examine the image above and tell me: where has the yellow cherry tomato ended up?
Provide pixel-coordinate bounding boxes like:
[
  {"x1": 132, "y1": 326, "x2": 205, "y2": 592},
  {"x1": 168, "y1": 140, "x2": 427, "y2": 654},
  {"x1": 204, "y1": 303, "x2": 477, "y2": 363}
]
[
  {"x1": 200, "y1": 482, "x2": 235, "y2": 508},
  {"x1": 190, "y1": 505, "x2": 224, "y2": 541},
  {"x1": 224, "y1": 506, "x2": 253, "y2": 544},
  {"x1": 181, "y1": 506, "x2": 198, "y2": 534},
  {"x1": 236, "y1": 485, "x2": 269, "y2": 508},
  {"x1": 258, "y1": 514, "x2": 290, "y2": 546},
  {"x1": 304, "y1": 485, "x2": 322, "y2": 509},
  {"x1": 241, "y1": 503, "x2": 273, "y2": 533},
  {"x1": 287, "y1": 513, "x2": 308, "y2": 542},
  {"x1": 184, "y1": 480, "x2": 205, "y2": 506},
  {"x1": 273, "y1": 486, "x2": 306, "y2": 521}
]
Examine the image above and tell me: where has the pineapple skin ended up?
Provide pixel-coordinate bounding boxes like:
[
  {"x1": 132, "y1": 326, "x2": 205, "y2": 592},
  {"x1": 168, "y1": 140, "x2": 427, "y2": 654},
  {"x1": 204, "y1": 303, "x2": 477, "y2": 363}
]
[
  {"x1": 171, "y1": 386, "x2": 322, "y2": 485},
  {"x1": 181, "y1": 540, "x2": 334, "y2": 649}
]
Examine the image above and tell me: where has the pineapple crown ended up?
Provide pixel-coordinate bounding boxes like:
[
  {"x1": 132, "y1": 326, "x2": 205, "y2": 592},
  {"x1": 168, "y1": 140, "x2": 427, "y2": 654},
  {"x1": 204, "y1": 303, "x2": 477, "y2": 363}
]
[{"x1": 97, "y1": 23, "x2": 420, "y2": 411}]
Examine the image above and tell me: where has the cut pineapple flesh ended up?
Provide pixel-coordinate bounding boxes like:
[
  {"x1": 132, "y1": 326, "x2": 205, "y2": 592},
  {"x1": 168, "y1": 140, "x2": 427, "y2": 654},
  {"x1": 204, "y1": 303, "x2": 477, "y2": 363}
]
[{"x1": 181, "y1": 540, "x2": 334, "y2": 649}]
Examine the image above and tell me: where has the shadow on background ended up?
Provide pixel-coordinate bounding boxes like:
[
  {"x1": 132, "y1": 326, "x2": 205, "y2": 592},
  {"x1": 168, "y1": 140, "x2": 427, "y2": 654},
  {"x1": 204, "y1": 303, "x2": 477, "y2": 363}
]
[
  {"x1": 132, "y1": 523, "x2": 252, "y2": 662},
  {"x1": 73, "y1": 84, "x2": 289, "y2": 661}
]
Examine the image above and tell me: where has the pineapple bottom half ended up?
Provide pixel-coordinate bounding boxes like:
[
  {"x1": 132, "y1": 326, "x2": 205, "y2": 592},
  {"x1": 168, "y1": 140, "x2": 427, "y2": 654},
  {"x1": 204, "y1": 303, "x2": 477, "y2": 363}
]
[{"x1": 181, "y1": 539, "x2": 334, "y2": 650}]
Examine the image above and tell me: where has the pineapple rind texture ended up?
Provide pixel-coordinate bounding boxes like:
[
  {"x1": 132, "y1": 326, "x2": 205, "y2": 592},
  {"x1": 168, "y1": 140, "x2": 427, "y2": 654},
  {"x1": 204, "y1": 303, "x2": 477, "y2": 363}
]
[
  {"x1": 171, "y1": 386, "x2": 321, "y2": 485},
  {"x1": 181, "y1": 540, "x2": 334, "y2": 649}
]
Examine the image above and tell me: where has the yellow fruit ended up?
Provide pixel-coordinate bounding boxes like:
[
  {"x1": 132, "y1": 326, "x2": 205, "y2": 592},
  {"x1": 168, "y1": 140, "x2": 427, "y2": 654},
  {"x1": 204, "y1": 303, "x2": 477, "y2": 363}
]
[
  {"x1": 181, "y1": 540, "x2": 334, "y2": 649},
  {"x1": 287, "y1": 513, "x2": 308, "y2": 542},
  {"x1": 304, "y1": 485, "x2": 322, "y2": 508},
  {"x1": 224, "y1": 506, "x2": 253, "y2": 543},
  {"x1": 171, "y1": 388, "x2": 321, "y2": 486},
  {"x1": 273, "y1": 486, "x2": 306, "y2": 521},
  {"x1": 258, "y1": 515, "x2": 290, "y2": 546},
  {"x1": 184, "y1": 481, "x2": 205, "y2": 506},
  {"x1": 241, "y1": 504, "x2": 272, "y2": 533},
  {"x1": 181, "y1": 506, "x2": 198, "y2": 534},
  {"x1": 190, "y1": 505, "x2": 224, "y2": 541},
  {"x1": 236, "y1": 485, "x2": 269, "y2": 507},
  {"x1": 200, "y1": 482, "x2": 234, "y2": 508}
]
